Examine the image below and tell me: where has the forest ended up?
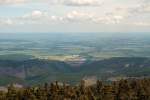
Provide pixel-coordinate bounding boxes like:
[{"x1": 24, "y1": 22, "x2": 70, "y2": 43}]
[{"x1": 0, "y1": 78, "x2": 150, "y2": 100}]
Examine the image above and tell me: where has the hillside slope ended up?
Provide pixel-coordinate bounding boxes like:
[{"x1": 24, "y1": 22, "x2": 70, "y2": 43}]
[{"x1": 0, "y1": 57, "x2": 150, "y2": 85}]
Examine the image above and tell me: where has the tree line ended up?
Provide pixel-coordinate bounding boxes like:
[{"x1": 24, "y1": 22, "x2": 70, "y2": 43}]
[{"x1": 0, "y1": 78, "x2": 150, "y2": 100}]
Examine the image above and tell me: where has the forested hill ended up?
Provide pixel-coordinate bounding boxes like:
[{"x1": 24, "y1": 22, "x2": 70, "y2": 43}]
[
  {"x1": 0, "y1": 57, "x2": 150, "y2": 85},
  {"x1": 80, "y1": 57, "x2": 150, "y2": 78}
]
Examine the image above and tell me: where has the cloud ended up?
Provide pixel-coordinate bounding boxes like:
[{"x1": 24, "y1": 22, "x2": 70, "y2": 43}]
[
  {"x1": 62, "y1": 11, "x2": 125, "y2": 24},
  {"x1": 62, "y1": 0, "x2": 103, "y2": 6},
  {"x1": 0, "y1": 10, "x2": 125, "y2": 26},
  {"x1": 19, "y1": 10, "x2": 95, "y2": 24},
  {"x1": 64, "y1": 11, "x2": 94, "y2": 22},
  {"x1": 93, "y1": 15, "x2": 124, "y2": 24},
  {"x1": 48, "y1": 0, "x2": 103, "y2": 6},
  {"x1": 106, "y1": 0, "x2": 150, "y2": 23},
  {"x1": 18, "y1": 10, "x2": 64, "y2": 24},
  {"x1": 129, "y1": 5, "x2": 150, "y2": 14},
  {"x1": 0, "y1": 18, "x2": 13, "y2": 25},
  {"x1": 106, "y1": 15, "x2": 124, "y2": 24},
  {"x1": 139, "y1": 4, "x2": 150, "y2": 13},
  {"x1": 22, "y1": 10, "x2": 48, "y2": 19},
  {"x1": 126, "y1": 0, "x2": 150, "y2": 14},
  {"x1": 20, "y1": 10, "x2": 52, "y2": 24},
  {"x1": 0, "y1": 0, "x2": 25, "y2": 5},
  {"x1": 132, "y1": 22, "x2": 150, "y2": 26},
  {"x1": 0, "y1": 0, "x2": 103, "y2": 6}
]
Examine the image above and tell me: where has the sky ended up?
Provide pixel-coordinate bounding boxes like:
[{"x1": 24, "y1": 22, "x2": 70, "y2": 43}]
[{"x1": 0, "y1": 0, "x2": 150, "y2": 33}]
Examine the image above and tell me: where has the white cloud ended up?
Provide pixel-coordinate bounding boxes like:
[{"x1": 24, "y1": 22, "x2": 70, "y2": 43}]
[
  {"x1": 19, "y1": 10, "x2": 63, "y2": 24},
  {"x1": 0, "y1": 10, "x2": 126, "y2": 25},
  {"x1": 93, "y1": 15, "x2": 124, "y2": 24},
  {"x1": 140, "y1": 4, "x2": 150, "y2": 13},
  {"x1": 63, "y1": 11, "x2": 125, "y2": 24},
  {"x1": 62, "y1": 0, "x2": 103, "y2": 6},
  {"x1": 64, "y1": 11, "x2": 94, "y2": 22},
  {"x1": 5, "y1": 19, "x2": 13, "y2": 25},
  {"x1": 48, "y1": 0, "x2": 103, "y2": 6},
  {"x1": 26, "y1": 10, "x2": 94, "y2": 23},
  {"x1": 20, "y1": 10, "x2": 95, "y2": 24},
  {"x1": 31, "y1": 10, "x2": 45, "y2": 17},
  {"x1": 0, "y1": 0, "x2": 25, "y2": 5},
  {"x1": 133, "y1": 22, "x2": 150, "y2": 26},
  {"x1": 126, "y1": 0, "x2": 150, "y2": 14},
  {"x1": 107, "y1": 16, "x2": 123, "y2": 24},
  {"x1": 0, "y1": 18, "x2": 13, "y2": 25},
  {"x1": 22, "y1": 10, "x2": 48, "y2": 19}
]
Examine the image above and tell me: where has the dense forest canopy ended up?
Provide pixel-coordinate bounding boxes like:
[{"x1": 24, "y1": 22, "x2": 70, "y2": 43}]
[{"x1": 0, "y1": 79, "x2": 150, "y2": 100}]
